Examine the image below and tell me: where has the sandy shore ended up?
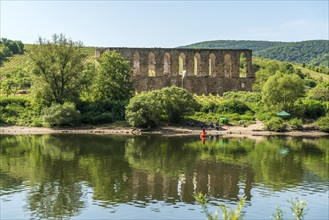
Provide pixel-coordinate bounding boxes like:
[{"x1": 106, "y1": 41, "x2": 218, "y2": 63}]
[{"x1": 0, "y1": 121, "x2": 328, "y2": 137}]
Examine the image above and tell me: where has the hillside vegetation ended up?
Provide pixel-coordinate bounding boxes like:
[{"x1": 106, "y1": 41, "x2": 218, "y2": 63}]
[
  {"x1": 182, "y1": 40, "x2": 329, "y2": 67},
  {"x1": 1, "y1": 36, "x2": 328, "y2": 132},
  {"x1": 254, "y1": 40, "x2": 329, "y2": 67},
  {"x1": 180, "y1": 40, "x2": 288, "y2": 51}
]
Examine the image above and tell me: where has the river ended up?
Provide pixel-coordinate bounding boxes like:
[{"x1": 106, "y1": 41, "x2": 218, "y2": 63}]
[{"x1": 0, "y1": 134, "x2": 328, "y2": 219}]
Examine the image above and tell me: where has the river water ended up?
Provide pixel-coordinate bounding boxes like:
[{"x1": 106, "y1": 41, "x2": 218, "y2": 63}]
[{"x1": 0, "y1": 134, "x2": 328, "y2": 219}]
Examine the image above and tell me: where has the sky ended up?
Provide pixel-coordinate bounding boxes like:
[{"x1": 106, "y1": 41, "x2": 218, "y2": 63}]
[{"x1": 0, "y1": 0, "x2": 328, "y2": 47}]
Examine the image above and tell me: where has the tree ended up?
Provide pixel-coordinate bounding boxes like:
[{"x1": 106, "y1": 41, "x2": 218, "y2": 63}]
[
  {"x1": 262, "y1": 72, "x2": 305, "y2": 112},
  {"x1": 28, "y1": 34, "x2": 87, "y2": 104},
  {"x1": 125, "y1": 87, "x2": 198, "y2": 128},
  {"x1": 157, "y1": 87, "x2": 198, "y2": 123},
  {"x1": 125, "y1": 91, "x2": 161, "y2": 128},
  {"x1": 308, "y1": 82, "x2": 329, "y2": 102},
  {"x1": 92, "y1": 50, "x2": 133, "y2": 102}
]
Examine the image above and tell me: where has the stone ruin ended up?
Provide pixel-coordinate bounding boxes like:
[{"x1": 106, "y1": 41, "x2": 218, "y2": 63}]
[{"x1": 96, "y1": 47, "x2": 255, "y2": 95}]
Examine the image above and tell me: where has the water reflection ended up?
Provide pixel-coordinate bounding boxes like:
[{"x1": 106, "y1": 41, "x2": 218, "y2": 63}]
[{"x1": 0, "y1": 134, "x2": 328, "y2": 219}]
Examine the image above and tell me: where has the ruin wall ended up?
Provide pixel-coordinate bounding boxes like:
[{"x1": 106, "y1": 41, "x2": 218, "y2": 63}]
[{"x1": 96, "y1": 47, "x2": 255, "y2": 95}]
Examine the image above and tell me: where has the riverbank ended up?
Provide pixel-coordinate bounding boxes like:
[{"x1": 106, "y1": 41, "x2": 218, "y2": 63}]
[{"x1": 1, "y1": 121, "x2": 328, "y2": 137}]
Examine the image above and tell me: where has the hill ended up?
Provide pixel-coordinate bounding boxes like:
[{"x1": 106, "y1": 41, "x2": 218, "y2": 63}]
[
  {"x1": 182, "y1": 40, "x2": 329, "y2": 67},
  {"x1": 180, "y1": 40, "x2": 288, "y2": 51},
  {"x1": 254, "y1": 40, "x2": 329, "y2": 67}
]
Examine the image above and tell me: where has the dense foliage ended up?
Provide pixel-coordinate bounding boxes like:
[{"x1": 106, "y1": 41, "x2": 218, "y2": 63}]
[
  {"x1": 126, "y1": 87, "x2": 198, "y2": 128},
  {"x1": 262, "y1": 72, "x2": 305, "y2": 112},
  {"x1": 42, "y1": 102, "x2": 81, "y2": 127},
  {"x1": 90, "y1": 51, "x2": 133, "y2": 102}
]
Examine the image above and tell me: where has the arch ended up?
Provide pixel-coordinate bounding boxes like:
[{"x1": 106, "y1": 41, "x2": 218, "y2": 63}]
[
  {"x1": 132, "y1": 51, "x2": 140, "y2": 76},
  {"x1": 239, "y1": 52, "x2": 247, "y2": 78},
  {"x1": 208, "y1": 53, "x2": 216, "y2": 75},
  {"x1": 148, "y1": 52, "x2": 156, "y2": 77},
  {"x1": 194, "y1": 53, "x2": 201, "y2": 76},
  {"x1": 178, "y1": 53, "x2": 186, "y2": 76},
  {"x1": 224, "y1": 53, "x2": 231, "y2": 78},
  {"x1": 163, "y1": 52, "x2": 171, "y2": 75}
]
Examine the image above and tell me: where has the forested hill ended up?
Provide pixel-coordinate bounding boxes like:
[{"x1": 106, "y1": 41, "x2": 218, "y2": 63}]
[
  {"x1": 180, "y1": 40, "x2": 288, "y2": 51},
  {"x1": 181, "y1": 40, "x2": 329, "y2": 67},
  {"x1": 254, "y1": 40, "x2": 329, "y2": 67}
]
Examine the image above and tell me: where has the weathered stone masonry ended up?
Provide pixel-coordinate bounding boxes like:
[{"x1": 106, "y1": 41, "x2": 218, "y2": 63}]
[{"x1": 96, "y1": 47, "x2": 255, "y2": 95}]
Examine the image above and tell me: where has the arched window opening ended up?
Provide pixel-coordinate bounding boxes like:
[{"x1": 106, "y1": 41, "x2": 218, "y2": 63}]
[
  {"x1": 163, "y1": 52, "x2": 171, "y2": 75},
  {"x1": 209, "y1": 53, "x2": 216, "y2": 75},
  {"x1": 239, "y1": 53, "x2": 247, "y2": 78},
  {"x1": 241, "y1": 82, "x2": 246, "y2": 88},
  {"x1": 148, "y1": 52, "x2": 156, "y2": 77},
  {"x1": 194, "y1": 53, "x2": 201, "y2": 76},
  {"x1": 224, "y1": 53, "x2": 231, "y2": 78},
  {"x1": 133, "y1": 52, "x2": 140, "y2": 76},
  {"x1": 178, "y1": 53, "x2": 186, "y2": 76}
]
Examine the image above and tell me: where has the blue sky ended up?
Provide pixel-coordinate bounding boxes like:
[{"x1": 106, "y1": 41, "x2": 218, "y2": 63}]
[{"x1": 0, "y1": 0, "x2": 328, "y2": 47}]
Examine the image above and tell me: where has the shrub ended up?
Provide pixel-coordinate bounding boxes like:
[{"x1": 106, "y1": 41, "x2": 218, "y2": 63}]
[
  {"x1": 264, "y1": 117, "x2": 287, "y2": 132},
  {"x1": 42, "y1": 102, "x2": 80, "y2": 127},
  {"x1": 316, "y1": 115, "x2": 329, "y2": 132},
  {"x1": 125, "y1": 91, "x2": 161, "y2": 128},
  {"x1": 217, "y1": 99, "x2": 250, "y2": 114},
  {"x1": 157, "y1": 87, "x2": 198, "y2": 123},
  {"x1": 0, "y1": 97, "x2": 30, "y2": 107},
  {"x1": 77, "y1": 99, "x2": 126, "y2": 124},
  {"x1": 302, "y1": 99, "x2": 325, "y2": 119},
  {"x1": 0, "y1": 97, "x2": 33, "y2": 125},
  {"x1": 126, "y1": 87, "x2": 198, "y2": 128},
  {"x1": 288, "y1": 118, "x2": 303, "y2": 130}
]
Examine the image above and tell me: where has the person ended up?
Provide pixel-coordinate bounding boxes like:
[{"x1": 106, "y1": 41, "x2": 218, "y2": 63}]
[
  {"x1": 215, "y1": 120, "x2": 220, "y2": 130},
  {"x1": 209, "y1": 121, "x2": 214, "y2": 129}
]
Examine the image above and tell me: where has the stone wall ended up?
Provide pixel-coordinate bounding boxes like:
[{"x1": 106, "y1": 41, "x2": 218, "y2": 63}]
[{"x1": 96, "y1": 47, "x2": 255, "y2": 95}]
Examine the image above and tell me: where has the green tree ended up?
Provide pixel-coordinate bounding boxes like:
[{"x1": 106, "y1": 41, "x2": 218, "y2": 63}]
[
  {"x1": 125, "y1": 91, "x2": 161, "y2": 128},
  {"x1": 126, "y1": 87, "x2": 198, "y2": 128},
  {"x1": 308, "y1": 82, "x2": 329, "y2": 102},
  {"x1": 92, "y1": 50, "x2": 133, "y2": 102},
  {"x1": 28, "y1": 34, "x2": 87, "y2": 104},
  {"x1": 158, "y1": 87, "x2": 198, "y2": 123},
  {"x1": 262, "y1": 72, "x2": 305, "y2": 112}
]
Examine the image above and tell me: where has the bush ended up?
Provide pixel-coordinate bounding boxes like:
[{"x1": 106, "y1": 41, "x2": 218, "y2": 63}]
[
  {"x1": 158, "y1": 87, "x2": 198, "y2": 123},
  {"x1": 302, "y1": 99, "x2": 326, "y2": 119},
  {"x1": 0, "y1": 97, "x2": 30, "y2": 107},
  {"x1": 316, "y1": 116, "x2": 329, "y2": 132},
  {"x1": 125, "y1": 87, "x2": 198, "y2": 128},
  {"x1": 288, "y1": 118, "x2": 303, "y2": 130},
  {"x1": 0, "y1": 97, "x2": 33, "y2": 125},
  {"x1": 217, "y1": 99, "x2": 250, "y2": 114},
  {"x1": 264, "y1": 117, "x2": 287, "y2": 132},
  {"x1": 125, "y1": 91, "x2": 161, "y2": 128},
  {"x1": 42, "y1": 102, "x2": 80, "y2": 127},
  {"x1": 77, "y1": 99, "x2": 126, "y2": 125}
]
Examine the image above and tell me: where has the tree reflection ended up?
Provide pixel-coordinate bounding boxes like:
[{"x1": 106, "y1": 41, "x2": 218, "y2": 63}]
[{"x1": 0, "y1": 134, "x2": 328, "y2": 218}]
